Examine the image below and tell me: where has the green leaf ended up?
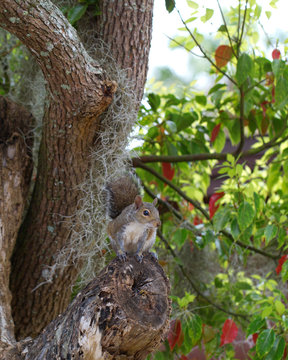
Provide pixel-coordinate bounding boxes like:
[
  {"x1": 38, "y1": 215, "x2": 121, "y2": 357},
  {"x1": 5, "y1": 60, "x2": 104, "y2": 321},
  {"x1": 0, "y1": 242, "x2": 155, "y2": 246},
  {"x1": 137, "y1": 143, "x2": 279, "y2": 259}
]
[
  {"x1": 272, "y1": 59, "x2": 285, "y2": 80},
  {"x1": 217, "y1": 24, "x2": 227, "y2": 32},
  {"x1": 281, "y1": 261, "x2": 288, "y2": 282},
  {"x1": 264, "y1": 336, "x2": 285, "y2": 360},
  {"x1": 173, "y1": 228, "x2": 188, "y2": 248},
  {"x1": 275, "y1": 300, "x2": 285, "y2": 316},
  {"x1": 213, "y1": 207, "x2": 231, "y2": 232},
  {"x1": 147, "y1": 93, "x2": 161, "y2": 112},
  {"x1": 195, "y1": 95, "x2": 207, "y2": 106},
  {"x1": 247, "y1": 317, "x2": 266, "y2": 336},
  {"x1": 187, "y1": 0, "x2": 198, "y2": 9},
  {"x1": 236, "y1": 53, "x2": 254, "y2": 85},
  {"x1": 254, "y1": 192, "x2": 260, "y2": 214},
  {"x1": 265, "y1": 11, "x2": 271, "y2": 19},
  {"x1": 254, "y1": 4, "x2": 262, "y2": 19},
  {"x1": 261, "y1": 306, "x2": 273, "y2": 318},
  {"x1": 213, "y1": 127, "x2": 225, "y2": 152},
  {"x1": 256, "y1": 329, "x2": 275, "y2": 357},
  {"x1": 187, "y1": 314, "x2": 202, "y2": 346},
  {"x1": 165, "y1": 0, "x2": 175, "y2": 13},
  {"x1": 275, "y1": 76, "x2": 288, "y2": 109},
  {"x1": 208, "y1": 83, "x2": 226, "y2": 95},
  {"x1": 231, "y1": 217, "x2": 240, "y2": 240},
  {"x1": 264, "y1": 224, "x2": 278, "y2": 244},
  {"x1": 67, "y1": 4, "x2": 88, "y2": 25},
  {"x1": 237, "y1": 201, "x2": 255, "y2": 231},
  {"x1": 200, "y1": 8, "x2": 214, "y2": 23},
  {"x1": 176, "y1": 292, "x2": 196, "y2": 308}
]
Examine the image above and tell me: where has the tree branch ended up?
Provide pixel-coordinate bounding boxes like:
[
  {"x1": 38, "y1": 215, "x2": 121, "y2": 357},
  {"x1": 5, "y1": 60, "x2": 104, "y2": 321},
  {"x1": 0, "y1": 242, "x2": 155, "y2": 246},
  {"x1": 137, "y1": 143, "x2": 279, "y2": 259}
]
[
  {"x1": 138, "y1": 164, "x2": 279, "y2": 260},
  {"x1": 1, "y1": 256, "x2": 170, "y2": 359},
  {"x1": 175, "y1": 7, "x2": 237, "y2": 85},
  {"x1": 136, "y1": 161, "x2": 210, "y2": 219},
  {"x1": 157, "y1": 231, "x2": 247, "y2": 319},
  {"x1": 132, "y1": 132, "x2": 288, "y2": 165},
  {"x1": 0, "y1": 0, "x2": 116, "y2": 117},
  {"x1": 237, "y1": 0, "x2": 249, "y2": 55}
]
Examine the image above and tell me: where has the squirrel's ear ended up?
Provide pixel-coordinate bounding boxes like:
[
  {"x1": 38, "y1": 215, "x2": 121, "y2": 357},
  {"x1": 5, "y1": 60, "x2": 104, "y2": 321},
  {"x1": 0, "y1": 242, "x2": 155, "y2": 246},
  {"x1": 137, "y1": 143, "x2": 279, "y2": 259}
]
[
  {"x1": 134, "y1": 195, "x2": 143, "y2": 209},
  {"x1": 152, "y1": 198, "x2": 158, "y2": 206}
]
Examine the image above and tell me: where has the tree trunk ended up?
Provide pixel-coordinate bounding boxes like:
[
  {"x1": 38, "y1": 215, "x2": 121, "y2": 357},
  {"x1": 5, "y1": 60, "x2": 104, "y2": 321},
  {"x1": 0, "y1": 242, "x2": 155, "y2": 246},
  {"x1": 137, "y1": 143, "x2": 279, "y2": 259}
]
[
  {"x1": 0, "y1": 0, "x2": 154, "y2": 340},
  {"x1": 0, "y1": 97, "x2": 34, "y2": 345},
  {"x1": 0, "y1": 255, "x2": 170, "y2": 360}
]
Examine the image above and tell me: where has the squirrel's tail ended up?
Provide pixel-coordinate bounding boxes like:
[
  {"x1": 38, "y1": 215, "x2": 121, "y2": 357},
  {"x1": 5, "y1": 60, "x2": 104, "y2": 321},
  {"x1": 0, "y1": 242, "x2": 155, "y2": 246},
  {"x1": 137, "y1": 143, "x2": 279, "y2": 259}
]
[{"x1": 106, "y1": 174, "x2": 141, "y2": 219}]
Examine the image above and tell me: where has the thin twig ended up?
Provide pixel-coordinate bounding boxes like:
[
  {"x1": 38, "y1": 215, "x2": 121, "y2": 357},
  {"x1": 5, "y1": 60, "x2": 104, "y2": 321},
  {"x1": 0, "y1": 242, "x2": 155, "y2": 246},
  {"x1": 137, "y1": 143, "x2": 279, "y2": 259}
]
[
  {"x1": 167, "y1": 35, "x2": 205, "y2": 58},
  {"x1": 220, "y1": 230, "x2": 278, "y2": 260},
  {"x1": 136, "y1": 161, "x2": 210, "y2": 219},
  {"x1": 175, "y1": 6, "x2": 237, "y2": 85},
  {"x1": 157, "y1": 230, "x2": 248, "y2": 319},
  {"x1": 138, "y1": 164, "x2": 280, "y2": 260},
  {"x1": 143, "y1": 183, "x2": 203, "y2": 237},
  {"x1": 234, "y1": 87, "x2": 245, "y2": 156},
  {"x1": 216, "y1": 0, "x2": 237, "y2": 59},
  {"x1": 238, "y1": 0, "x2": 249, "y2": 55}
]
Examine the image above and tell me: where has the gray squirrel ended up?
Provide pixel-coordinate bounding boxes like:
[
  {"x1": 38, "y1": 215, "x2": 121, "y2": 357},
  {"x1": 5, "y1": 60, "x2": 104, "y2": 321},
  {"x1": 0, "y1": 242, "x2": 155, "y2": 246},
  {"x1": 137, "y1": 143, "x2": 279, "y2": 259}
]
[{"x1": 106, "y1": 176, "x2": 161, "y2": 262}]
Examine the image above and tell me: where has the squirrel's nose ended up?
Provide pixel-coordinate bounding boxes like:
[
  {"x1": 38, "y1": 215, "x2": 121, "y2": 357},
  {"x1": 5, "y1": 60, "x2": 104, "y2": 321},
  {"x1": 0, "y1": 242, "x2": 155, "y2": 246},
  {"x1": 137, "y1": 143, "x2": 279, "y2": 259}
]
[{"x1": 156, "y1": 219, "x2": 161, "y2": 227}]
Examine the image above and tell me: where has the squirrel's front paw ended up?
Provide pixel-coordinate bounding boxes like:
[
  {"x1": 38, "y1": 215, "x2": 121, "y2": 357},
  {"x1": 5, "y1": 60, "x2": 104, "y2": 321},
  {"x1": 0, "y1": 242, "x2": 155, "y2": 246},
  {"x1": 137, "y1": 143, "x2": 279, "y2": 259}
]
[
  {"x1": 117, "y1": 251, "x2": 127, "y2": 262},
  {"x1": 135, "y1": 254, "x2": 143, "y2": 263}
]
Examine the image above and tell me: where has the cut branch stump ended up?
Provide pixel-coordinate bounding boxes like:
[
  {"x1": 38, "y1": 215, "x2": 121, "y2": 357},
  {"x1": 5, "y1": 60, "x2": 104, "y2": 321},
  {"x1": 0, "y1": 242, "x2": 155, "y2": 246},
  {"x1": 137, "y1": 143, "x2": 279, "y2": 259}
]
[{"x1": 1, "y1": 255, "x2": 170, "y2": 359}]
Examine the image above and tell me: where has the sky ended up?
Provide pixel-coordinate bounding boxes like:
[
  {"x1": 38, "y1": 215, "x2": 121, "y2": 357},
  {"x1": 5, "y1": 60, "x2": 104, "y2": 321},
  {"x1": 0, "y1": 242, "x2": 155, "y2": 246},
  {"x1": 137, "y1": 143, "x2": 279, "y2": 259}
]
[{"x1": 148, "y1": 0, "x2": 287, "y2": 80}]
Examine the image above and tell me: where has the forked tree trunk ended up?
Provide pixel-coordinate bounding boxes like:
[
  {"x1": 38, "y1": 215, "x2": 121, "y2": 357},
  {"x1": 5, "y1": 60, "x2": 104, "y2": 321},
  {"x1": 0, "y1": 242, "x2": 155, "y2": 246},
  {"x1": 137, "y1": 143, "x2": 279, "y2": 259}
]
[
  {"x1": 0, "y1": 0, "x2": 154, "y2": 342},
  {"x1": 0, "y1": 256, "x2": 170, "y2": 359}
]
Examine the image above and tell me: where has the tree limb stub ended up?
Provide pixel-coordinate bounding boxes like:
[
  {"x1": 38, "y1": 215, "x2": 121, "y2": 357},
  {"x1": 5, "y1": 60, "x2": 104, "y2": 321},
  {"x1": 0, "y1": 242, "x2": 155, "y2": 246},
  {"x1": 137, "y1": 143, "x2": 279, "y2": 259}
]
[{"x1": 2, "y1": 255, "x2": 170, "y2": 360}]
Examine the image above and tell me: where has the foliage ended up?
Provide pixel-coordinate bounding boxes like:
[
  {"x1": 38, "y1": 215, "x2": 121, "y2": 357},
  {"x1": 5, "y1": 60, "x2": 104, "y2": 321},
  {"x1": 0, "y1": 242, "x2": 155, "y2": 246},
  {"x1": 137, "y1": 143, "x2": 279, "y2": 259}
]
[{"x1": 136, "y1": 0, "x2": 288, "y2": 359}]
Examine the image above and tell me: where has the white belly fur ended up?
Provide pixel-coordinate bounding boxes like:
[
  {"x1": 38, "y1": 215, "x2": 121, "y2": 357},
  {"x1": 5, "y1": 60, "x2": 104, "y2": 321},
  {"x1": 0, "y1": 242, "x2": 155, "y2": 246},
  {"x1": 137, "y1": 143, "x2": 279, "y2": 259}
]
[{"x1": 122, "y1": 221, "x2": 155, "y2": 253}]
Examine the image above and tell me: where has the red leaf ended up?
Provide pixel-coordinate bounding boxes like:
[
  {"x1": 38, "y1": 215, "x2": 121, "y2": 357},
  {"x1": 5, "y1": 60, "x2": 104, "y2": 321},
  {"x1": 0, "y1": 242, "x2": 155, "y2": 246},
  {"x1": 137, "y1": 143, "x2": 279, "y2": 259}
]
[
  {"x1": 180, "y1": 356, "x2": 189, "y2": 360},
  {"x1": 193, "y1": 215, "x2": 203, "y2": 225},
  {"x1": 215, "y1": 45, "x2": 233, "y2": 68},
  {"x1": 252, "y1": 333, "x2": 259, "y2": 344},
  {"x1": 167, "y1": 319, "x2": 182, "y2": 351},
  {"x1": 272, "y1": 48, "x2": 281, "y2": 60},
  {"x1": 260, "y1": 101, "x2": 269, "y2": 118},
  {"x1": 189, "y1": 203, "x2": 194, "y2": 211},
  {"x1": 209, "y1": 192, "x2": 225, "y2": 219},
  {"x1": 162, "y1": 162, "x2": 175, "y2": 181},
  {"x1": 210, "y1": 124, "x2": 221, "y2": 143},
  {"x1": 276, "y1": 254, "x2": 288, "y2": 275},
  {"x1": 220, "y1": 319, "x2": 238, "y2": 346}
]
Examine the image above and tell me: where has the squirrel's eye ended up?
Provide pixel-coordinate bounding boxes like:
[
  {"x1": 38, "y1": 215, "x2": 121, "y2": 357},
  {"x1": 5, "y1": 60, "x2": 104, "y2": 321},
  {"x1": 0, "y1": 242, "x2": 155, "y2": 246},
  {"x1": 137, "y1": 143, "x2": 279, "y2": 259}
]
[{"x1": 143, "y1": 209, "x2": 150, "y2": 216}]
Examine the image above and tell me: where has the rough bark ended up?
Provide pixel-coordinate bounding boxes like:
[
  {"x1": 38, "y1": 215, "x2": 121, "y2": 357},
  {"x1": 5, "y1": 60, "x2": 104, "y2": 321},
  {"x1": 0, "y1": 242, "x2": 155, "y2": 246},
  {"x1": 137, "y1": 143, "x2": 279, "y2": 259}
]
[
  {"x1": 0, "y1": 0, "x2": 154, "y2": 340},
  {"x1": 0, "y1": 97, "x2": 34, "y2": 345},
  {"x1": 88, "y1": 0, "x2": 154, "y2": 103},
  {"x1": 0, "y1": 0, "x2": 116, "y2": 339},
  {"x1": 0, "y1": 255, "x2": 171, "y2": 360}
]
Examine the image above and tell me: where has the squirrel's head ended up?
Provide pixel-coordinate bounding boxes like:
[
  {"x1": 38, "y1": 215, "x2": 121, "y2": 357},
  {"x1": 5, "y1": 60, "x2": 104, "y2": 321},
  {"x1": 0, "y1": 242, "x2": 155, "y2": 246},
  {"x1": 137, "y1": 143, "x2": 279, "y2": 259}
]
[{"x1": 134, "y1": 196, "x2": 161, "y2": 227}]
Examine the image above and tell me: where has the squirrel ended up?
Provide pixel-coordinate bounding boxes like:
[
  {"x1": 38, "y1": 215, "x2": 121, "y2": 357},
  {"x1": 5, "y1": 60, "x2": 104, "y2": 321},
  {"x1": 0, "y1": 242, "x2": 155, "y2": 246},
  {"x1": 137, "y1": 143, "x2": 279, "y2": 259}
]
[{"x1": 106, "y1": 176, "x2": 161, "y2": 262}]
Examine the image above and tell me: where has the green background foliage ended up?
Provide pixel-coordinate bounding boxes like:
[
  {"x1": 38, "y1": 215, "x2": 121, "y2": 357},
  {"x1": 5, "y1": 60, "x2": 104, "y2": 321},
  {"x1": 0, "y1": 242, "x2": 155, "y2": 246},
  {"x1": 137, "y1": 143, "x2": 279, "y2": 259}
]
[{"x1": 136, "y1": 0, "x2": 288, "y2": 358}]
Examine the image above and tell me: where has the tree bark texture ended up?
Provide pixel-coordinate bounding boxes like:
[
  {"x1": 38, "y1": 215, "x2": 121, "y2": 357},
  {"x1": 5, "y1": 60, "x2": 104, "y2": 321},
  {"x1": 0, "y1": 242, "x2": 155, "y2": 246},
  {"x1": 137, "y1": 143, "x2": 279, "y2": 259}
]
[
  {"x1": 88, "y1": 0, "x2": 154, "y2": 103},
  {"x1": 0, "y1": 255, "x2": 171, "y2": 360},
  {"x1": 0, "y1": 0, "x2": 154, "y2": 340},
  {"x1": 0, "y1": 97, "x2": 34, "y2": 345},
  {"x1": 0, "y1": 0, "x2": 116, "y2": 339}
]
